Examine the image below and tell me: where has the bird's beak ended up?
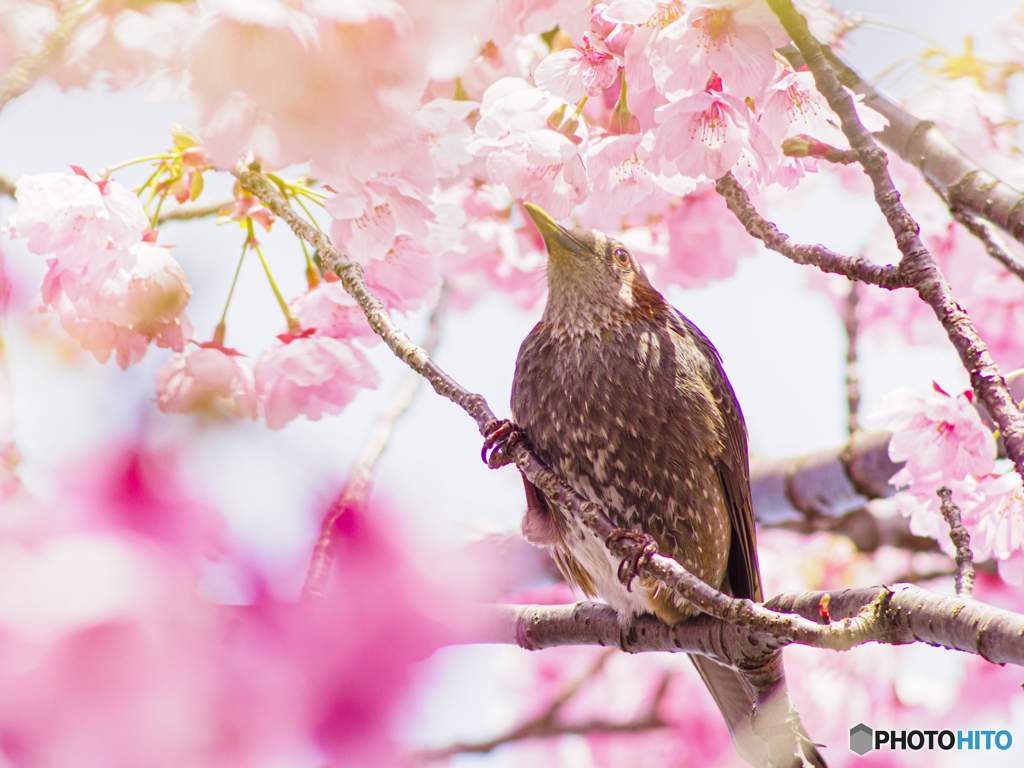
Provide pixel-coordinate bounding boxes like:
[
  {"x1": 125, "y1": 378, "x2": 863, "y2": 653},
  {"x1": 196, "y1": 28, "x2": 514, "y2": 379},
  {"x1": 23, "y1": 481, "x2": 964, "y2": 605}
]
[{"x1": 523, "y1": 202, "x2": 583, "y2": 262}]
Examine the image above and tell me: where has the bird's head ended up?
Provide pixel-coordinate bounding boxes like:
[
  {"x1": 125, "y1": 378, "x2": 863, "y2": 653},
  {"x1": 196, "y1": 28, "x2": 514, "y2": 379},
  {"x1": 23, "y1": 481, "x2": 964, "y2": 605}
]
[{"x1": 524, "y1": 202, "x2": 666, "y2": 330}]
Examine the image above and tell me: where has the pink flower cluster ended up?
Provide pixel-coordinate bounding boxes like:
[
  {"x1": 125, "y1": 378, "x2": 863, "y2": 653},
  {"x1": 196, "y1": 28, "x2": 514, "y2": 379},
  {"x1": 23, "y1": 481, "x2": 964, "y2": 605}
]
[
  {"x1": 8, "y1": 170, "x2": 193, "y2": 369},
  {"x1": 0, "y1": 440, "x2": 452, "y2": 768},
  {"x1": 867, "y1": 386, "x2": 1024, "y2": 584}
]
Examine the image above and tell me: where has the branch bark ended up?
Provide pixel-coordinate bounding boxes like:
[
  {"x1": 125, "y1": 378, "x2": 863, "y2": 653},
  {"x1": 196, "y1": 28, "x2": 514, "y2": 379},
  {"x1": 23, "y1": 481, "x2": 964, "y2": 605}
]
[
  {"x1": 471, "y1": 583, "x2": 1024, "y2": 666},
  {"x1": 778, "y1": 42, "x2": 1024, "y2": 258},
  {"x1": 763, "y1": 0, "x2": 1024, "y2": 484},
  {"x1": 937, "y1": 487, "x2": 976, "y2": 599}
]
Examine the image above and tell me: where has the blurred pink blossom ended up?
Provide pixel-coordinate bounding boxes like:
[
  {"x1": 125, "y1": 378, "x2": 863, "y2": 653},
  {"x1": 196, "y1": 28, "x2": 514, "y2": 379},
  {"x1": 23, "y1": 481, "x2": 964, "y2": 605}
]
[
  {"x1": 155, "y1": 346, "x2": 258, "y2": 420},
  {"x1": 326, "y1": 176, "x2": 432, "y2": 263},
  {"x1": 9, "y1": 171, "x2": 148, "y2": 274},
  {"x1": 359, "y1": 235, "x2": 442, "y2": 313},
  {"x1": 289, "y1": 273, "x2": 378, "y2": 344},
  {"x1": 255, "y1": 335, "x2": 379, "y2": 429}
]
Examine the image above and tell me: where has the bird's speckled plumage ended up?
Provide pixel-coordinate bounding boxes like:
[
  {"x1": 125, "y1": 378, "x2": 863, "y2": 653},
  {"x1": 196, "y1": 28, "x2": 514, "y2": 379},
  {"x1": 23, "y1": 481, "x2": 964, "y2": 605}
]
[
  {"x1": 510, "y1": 204, "x2": 823, "y2": 768},
  {"x1": 511, "y1": 215, "x2": 760, "y2": 624}
]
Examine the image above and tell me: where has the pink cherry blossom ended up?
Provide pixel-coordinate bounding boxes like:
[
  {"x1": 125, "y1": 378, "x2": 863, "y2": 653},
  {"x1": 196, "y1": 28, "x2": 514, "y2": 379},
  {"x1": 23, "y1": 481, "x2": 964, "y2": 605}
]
[
  {"x1": 155, "y1": 346, "x2": 258, "y2": 420},
  {"x1": 653, "y1": 0, "x2": 789, "y2": 99},
  {"x1": 326, "y1": 176, "x2": 432, "y2": 263},
  {"x1": 255, "y1": 335, "x2": 379, "y2": 429},
  {"x1": 189, "y1": 0, "x2": 429, "y2": 172},
  {"x1": 359, "y1": 235, "x2": 442, "y2": 313},
  {"x1": 867, "y1": 386, "x2": 997, "y2": 489},
  {"x1": 435, "y1": 182, "x2": 548, "y2": 310},
  {"x1": 469, "y1": 78, "x2": 589, "y2": 218},
  {"x1": 654, "y1": 88, "x2": 774, "y2": 180},
  {"x1": 533, "y1": 37, "x2": 620, "y2": 103},
  {"x1": 289, "y1": 273, "x2": 378, "y2": 343},
  {"x1": 49, "y1": 2, "x2": 194, "y2": 96},
  {"x1": 9, "y1": 171, "x2": 149, "y2": 272},
  {"x1": 961, "y1": 466, "x2": 1024, "y2": 579},
  {"x1": 574, "y1": 131, "x2": 658, "y2": 227},
  {"x1": 484, "y1": 0, "x2": 593, "y2": 46},
  {"x1": 660, "y1": 185, "x2": 757, "y2": 288}
]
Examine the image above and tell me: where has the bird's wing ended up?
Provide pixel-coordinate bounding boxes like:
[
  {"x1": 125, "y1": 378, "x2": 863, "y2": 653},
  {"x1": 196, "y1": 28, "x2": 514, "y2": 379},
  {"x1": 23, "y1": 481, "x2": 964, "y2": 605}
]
[{"x1": 671, "y1": 311, "x2": 762, "y2": 602}]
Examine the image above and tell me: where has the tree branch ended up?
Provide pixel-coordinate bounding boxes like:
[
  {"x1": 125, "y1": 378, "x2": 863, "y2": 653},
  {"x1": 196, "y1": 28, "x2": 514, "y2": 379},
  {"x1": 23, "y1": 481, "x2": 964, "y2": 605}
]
[
  {"x1": 470, "y1": 583, "x2": 1024, "y2": 665},
  {"x1": 779, "y1": 43, "x2": 1024, "y2": 254},
  {"x1": 765, "y1": 0, "x2": 1024, "y2": 483},
  {"x1": 0, "y1": 1, "x2": 88, "y2": 115},
  {"x1": 302, "y1": 282, "x2": 451, "y2": 597},
  {"x1": 844, "y1": 281, "x2": 861, "y2": 436},
  {"x1": 937, "y1": 486, "x2": 976, "y2": 599},
  {"x1": 0, "y1": 174, "x2": 15, "y2": 199}
]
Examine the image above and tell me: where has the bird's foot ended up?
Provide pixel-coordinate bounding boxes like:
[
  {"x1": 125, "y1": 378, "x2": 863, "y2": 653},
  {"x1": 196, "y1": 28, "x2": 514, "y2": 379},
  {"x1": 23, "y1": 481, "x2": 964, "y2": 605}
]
[
  {"x1": 606, "y1": 528, "x2": 659, "y2": 592},
  {"x1": 481, "y1": 419, "x2": 523, "y2": 468}
]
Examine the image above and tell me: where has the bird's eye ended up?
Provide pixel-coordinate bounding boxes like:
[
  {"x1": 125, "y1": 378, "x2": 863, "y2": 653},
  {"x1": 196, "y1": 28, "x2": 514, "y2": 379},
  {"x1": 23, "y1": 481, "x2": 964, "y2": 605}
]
[{"x1": 613, "y1": 248, "x2": 630, "y2": 266}]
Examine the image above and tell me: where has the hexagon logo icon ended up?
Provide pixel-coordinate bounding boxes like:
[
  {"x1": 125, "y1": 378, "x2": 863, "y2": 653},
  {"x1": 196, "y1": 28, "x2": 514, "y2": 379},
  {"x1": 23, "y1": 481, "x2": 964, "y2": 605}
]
[{"x1": 850, "y1": 723, "x2": 873, "y2": 756}]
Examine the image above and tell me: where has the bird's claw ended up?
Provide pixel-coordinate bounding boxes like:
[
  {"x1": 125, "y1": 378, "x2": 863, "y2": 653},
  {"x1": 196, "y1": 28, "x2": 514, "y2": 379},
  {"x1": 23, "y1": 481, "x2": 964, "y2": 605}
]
[
  {"x1": 606, "y1": 528, "x2": 659, "y2": 592},
  {"x1": 481, "y1": 419, "x2": 522, "y2": 468}
]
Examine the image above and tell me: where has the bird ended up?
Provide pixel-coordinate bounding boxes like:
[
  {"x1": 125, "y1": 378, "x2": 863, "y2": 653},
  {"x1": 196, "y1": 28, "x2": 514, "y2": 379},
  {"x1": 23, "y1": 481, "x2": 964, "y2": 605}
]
[{"x1": 488, "y1": 201, "x2": 825, "y2": 768}]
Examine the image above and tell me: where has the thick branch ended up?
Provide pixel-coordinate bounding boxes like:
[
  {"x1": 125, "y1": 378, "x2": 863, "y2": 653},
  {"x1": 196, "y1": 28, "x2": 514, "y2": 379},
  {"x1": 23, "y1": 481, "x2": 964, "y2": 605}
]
[
  {"x1": 766, "y1": 0, "x2": 1024, "y2": 482},
  {"x1": 473, "y1": 583, "x2": 1024, "y2": 665},
  {"x1": 0, "y1": 1, "x2": 87, "y2": 114}
]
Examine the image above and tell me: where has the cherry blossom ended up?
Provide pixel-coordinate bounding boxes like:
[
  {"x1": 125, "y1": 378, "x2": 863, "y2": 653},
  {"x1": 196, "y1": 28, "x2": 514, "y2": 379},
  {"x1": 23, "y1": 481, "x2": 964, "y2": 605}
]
[
  {"x1": 155, "y1": 346, "x2": 258, "y2": 420},
  {"x1": 255, "y1": 335, "x2": 380, "y2": 430},
  {"x1": 9, "y1": 171, "x2": 149, "y2": 274},
  {"x1": 654, "y1": 86, "x2": 775, "y2": 181},
  {"x1": 189, "y1": 0, "x2": 430, "y2": 171},
  {"x1": 359, "y1": 235, "x2": 442, "y2": 313},
  {"x1": 574, "y1": 131, "x2": 658, "y2": 227},
  {"x1": 868, "y1": 386, "x2": 997, "y2": 490},
  {"x1": 484, "y1": 0, "x2": 593, "y2": 46},
  {"x1": 653, "y1": 0, "x2": 789, "y2": 99},
  {"x1": 533, "y1": 36, "x2": 620, "y2": 103},
  {"x1": 469, "y1": 78, "x2": 589, "y2": 218},
  {"x1": 289, "y1": 273, "x2": 378, "y2": 344},
  {"x1": 326, "y1": 176, "x2": 432, "y2": 264}
]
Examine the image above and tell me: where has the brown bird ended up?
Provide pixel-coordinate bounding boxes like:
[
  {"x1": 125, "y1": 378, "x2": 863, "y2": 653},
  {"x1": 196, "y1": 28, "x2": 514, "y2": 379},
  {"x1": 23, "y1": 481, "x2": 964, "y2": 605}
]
[{"x1": 495, "y1": 202, "x2": 824, "y2": 768}]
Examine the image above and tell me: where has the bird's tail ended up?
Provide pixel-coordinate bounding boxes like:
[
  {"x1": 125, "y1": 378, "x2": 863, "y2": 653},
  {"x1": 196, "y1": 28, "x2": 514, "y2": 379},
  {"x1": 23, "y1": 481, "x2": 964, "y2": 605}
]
[{"x1": 689, "y1": 654, "x2": 827, "y2": 768}]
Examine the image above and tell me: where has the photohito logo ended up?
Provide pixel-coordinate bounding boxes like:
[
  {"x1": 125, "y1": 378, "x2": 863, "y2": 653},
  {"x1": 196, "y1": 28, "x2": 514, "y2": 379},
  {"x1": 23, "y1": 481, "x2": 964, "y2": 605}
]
[{"x1": 849, "y1": 723, "x2": 1012, "y2": 755}]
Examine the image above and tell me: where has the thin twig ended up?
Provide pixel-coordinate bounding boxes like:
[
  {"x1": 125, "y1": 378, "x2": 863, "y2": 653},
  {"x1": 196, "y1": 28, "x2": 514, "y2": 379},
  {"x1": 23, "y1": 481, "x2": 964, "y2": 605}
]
[
  {"x1": 157, "y1": 197, "x2": 235, "y2": 224},
  {"x1": 952, "y1": 208, "x2": 1024, "y2": 283},
  {"x1": 844, "y1": 281, "x2": 861, "y2": 436},
  {"x1": 766, "y1": 0, "x2": 1024, "y2": 484},
  {"x1": 303, "y1": 282, "x2": 451, "y2": 598},
  {"x1": 0, "y1": 1, "x2": 89, "y2": 114},
  {"x1": 936, "y1": 486, "x2": 975, "y2": 598}
]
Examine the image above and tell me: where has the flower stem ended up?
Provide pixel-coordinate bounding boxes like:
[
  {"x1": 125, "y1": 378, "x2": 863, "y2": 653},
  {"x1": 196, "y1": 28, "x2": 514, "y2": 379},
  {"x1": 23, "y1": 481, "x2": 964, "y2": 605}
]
[
  {"x1": 250, "y1": 218, "x2": 300, "y2": 332},
  {"x1": 102, "y1": 155, "x2": 173, "y2": 178},
  {"x1": 218, "y1": 235, "x2": 249, "y2": 333}
]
